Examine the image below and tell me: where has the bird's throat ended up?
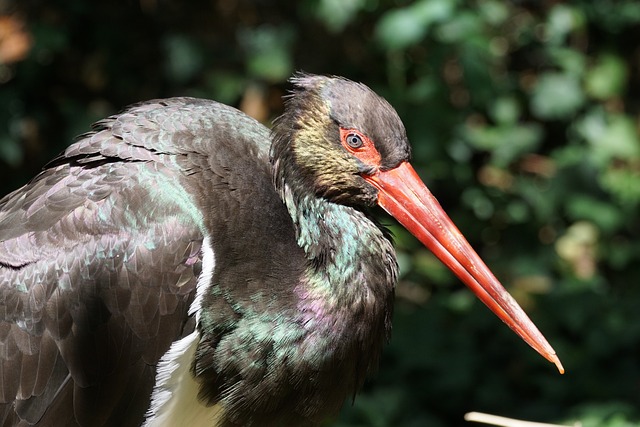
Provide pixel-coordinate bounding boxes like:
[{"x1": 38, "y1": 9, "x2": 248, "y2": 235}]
[{"x1": 280, "y1": 183, "x2": 398, "y2": 324}]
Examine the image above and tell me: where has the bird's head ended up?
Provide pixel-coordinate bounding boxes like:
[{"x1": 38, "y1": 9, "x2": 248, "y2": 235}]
[
  {"x1": 271, "y1": 73, "x2": 410, "y2": 206},
  {"x1": 271, "y1": 73, "x2": 563, "y2": 374}
]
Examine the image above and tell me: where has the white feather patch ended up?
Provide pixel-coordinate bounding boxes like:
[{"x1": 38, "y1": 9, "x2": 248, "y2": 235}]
[
  {"x1": 190, "y1": 236, "x2": 215, "y2": 323},
  {"x1": 144, "y1": 237, "x2": 221, "y2": 426},
  {"x1": 143, "y1": 331, "x2": 224, "y2": 426}
]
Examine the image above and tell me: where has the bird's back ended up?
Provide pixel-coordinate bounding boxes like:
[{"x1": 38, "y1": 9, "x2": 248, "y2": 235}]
[{"x1": 0, "y1": 97, "x2": 289, "y2": 426}]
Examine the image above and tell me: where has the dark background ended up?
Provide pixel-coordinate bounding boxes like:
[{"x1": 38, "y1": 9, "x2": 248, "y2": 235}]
[{"x1": 1, "y1": 1, "x2": 639, "y2": 426}]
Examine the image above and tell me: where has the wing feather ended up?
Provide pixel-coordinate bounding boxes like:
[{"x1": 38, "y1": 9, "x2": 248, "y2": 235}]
[{"x1": 0, "y1": 97, "x2": 261, "y2": 425}]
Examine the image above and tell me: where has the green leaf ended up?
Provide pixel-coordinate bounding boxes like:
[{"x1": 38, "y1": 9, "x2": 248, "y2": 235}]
[
  {"x1": 313, "y1": 0, "x2": 367, "y2": 32},
  {"x1": 600, "y1": 166, "x2": 640, "y2": 205},
  {"x1": 548, "y1": 47, "x2": 587, "y2": 76},
  {"x1": 585, "y1": 53, "x2": 628, "y2": 100},
  {"x1": 375, "y1": 8, "x2": 428, "y2": 50},
  {"x1": 545, "y1": 4, "x2": 585, "y2": 45},
  {"x1": 203, "y1": 72, "x2": 246, "y2": 105},
  {"x1": 435, "y1": 11, "x2": 482, "y2": 43},
  {"x1": 566, "y1": 195, "x2": 624, "y2": 233},
  {"x1": 461, "y1": 186, "x2": 494, "y2": 219},
  {"x1": 238, "y1": 26, "x2": 294, "y2": 82},
  {"x1": 576, "y1": 109, "x2": 640, "y2": 166},
  {"x1": 569, "y1": 402, "x2": 638, "y2": 427},
  {"x1": 413, "y1": 250, "x2": 454, "y2": 286},
  {"x1": 163, "y1": 35, "x2": 204, "y2": 83},
  {"x1": 0, "y1": 135, "x2": 22, "y2": 166},
  {"x1": 530, "y1": 72, "x2": 585, "y2": 119},
  {"x1": 478, "y1": 0, "x2": 509, "y2": 26},
  {"x1": 463, "y1": 122, "x2": 543, "y2": 167},
  {"x1": 375, "y1": 0, "x2": 456, "y2": 50},
  {"x1": 490, "y1": 97, "x2": 521, "y2": 125}
]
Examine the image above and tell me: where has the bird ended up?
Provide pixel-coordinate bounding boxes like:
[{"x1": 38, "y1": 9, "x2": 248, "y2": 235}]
[{"x1": 0, "y1": 74, "x2": 563, "y2": 427}]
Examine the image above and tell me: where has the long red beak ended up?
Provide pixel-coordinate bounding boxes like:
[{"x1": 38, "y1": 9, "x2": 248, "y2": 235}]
[{"x1": 364, "y1": 162, "x2": 564, "y2": 373}]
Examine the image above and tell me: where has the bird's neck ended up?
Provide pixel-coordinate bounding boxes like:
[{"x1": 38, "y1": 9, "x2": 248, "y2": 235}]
[
  {"x1": 278, "y1": 183, "x2": 398, "y2": 397},
  {"x1": 279, "y1": 183, "x2": 397, "y2": 312},
  {"x1": 282, "y1": 184, "x2": 363, "y2": 265}
]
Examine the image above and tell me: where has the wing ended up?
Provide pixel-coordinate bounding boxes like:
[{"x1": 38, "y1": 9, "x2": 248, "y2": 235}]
[{"x1": 0, "y1": 98, "x2": 268, "y2": 426}]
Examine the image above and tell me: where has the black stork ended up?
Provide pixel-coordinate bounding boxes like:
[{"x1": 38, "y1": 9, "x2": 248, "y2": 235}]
[{"x1": 0, "y1": 74, "x2": 563, "y2": 426}]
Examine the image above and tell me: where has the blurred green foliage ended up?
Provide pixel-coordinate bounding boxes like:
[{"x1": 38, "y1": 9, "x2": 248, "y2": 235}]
[{"x1": 1, "y1": 0, "x2": 639, "y2": 426}]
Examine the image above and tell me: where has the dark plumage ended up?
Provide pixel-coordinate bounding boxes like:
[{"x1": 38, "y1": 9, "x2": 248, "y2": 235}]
[{"x1": 0, "y1": 74, "x2": 561, "y2": 427}]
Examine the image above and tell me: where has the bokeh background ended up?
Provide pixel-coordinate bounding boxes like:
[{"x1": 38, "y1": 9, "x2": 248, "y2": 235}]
[{"x1": 1, "y1": 1, "x2": 639, "y2": 426}]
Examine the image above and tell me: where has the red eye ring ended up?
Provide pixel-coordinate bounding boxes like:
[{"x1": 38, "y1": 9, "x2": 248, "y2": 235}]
[{"x1": 339, "y1": 128, "x2": 382, "y2": 167}]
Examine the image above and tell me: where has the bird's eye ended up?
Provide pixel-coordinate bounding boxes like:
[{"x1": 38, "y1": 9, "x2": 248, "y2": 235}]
[{"x1": 346, "y1": 133, "x2": 363, "y2": 149}]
